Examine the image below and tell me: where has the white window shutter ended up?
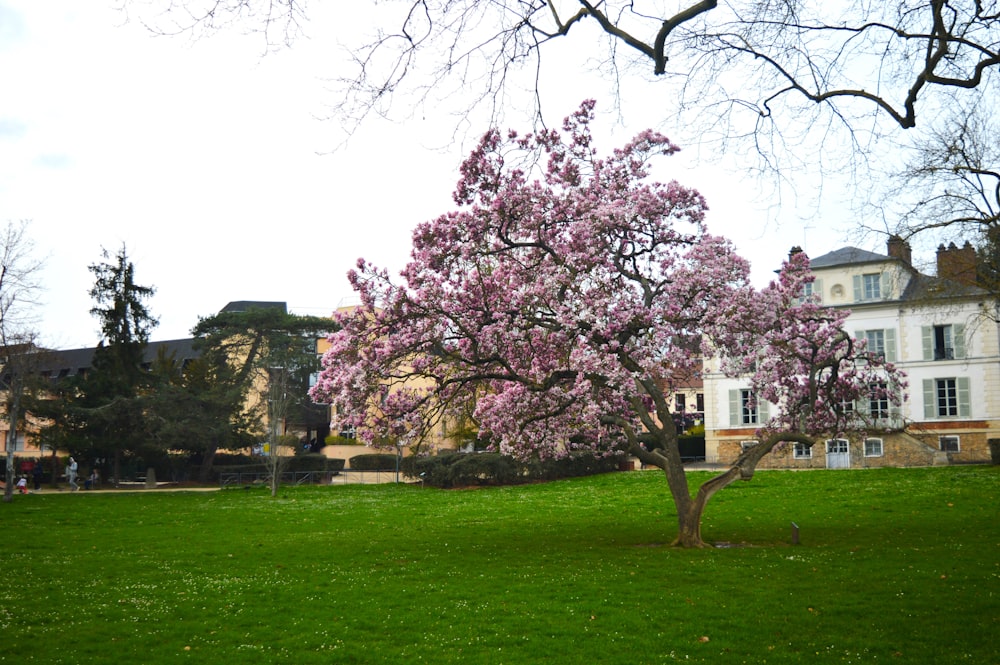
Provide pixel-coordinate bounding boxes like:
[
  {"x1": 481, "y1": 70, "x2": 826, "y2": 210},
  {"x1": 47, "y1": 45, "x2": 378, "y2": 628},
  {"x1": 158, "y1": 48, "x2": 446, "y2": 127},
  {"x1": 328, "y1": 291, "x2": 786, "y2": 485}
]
[
  {"x1": 729, "y1": 389, "x2": 739, "y2": 426},
  {"x1": 957, "y1": 377, "x2": 971, "y2": 417},
  {"x1": 889, "y1": 382, "x2": 903, "y2": 422},
  {"x1": 953, "y1": 323, "x2": 966, "y2": 359},
  {"x1": 880, "y1": 271, "x2": 891, "y2": 299},
  {"x1": 922, "y1": 379, "x2": 935, "y2": 419},
  {"x1": 812, "y1": 278, "x2": 823, "y2": 303},
  {"x1": 885, "y1": 328, "x2": 897, "y2": 362},
  {"x1": 853, "y1": 275, "x2": 863, "y2": 301},
  {"x1": 857, "y1": 390, "x2": 870, "y2": 415},
  {"x1": 921, "y1": 326, "x2": 933, "y2": 361},
  {"x1": 758, "y1": 398, "x2": 770, "y2": 423}
]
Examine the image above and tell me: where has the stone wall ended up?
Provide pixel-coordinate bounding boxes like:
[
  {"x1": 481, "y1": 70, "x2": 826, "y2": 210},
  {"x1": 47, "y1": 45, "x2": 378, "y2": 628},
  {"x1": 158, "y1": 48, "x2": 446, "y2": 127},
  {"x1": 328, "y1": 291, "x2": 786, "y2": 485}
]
[{"x1": 712, "y1": 427, "x2": 992, "y2": 469}]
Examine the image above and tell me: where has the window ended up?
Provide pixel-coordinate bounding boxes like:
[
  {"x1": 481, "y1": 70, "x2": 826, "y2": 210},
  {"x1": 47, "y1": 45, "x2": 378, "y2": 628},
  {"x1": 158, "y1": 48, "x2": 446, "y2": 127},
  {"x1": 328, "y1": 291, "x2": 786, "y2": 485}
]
[
  {"x1": 864, "y1": 438, "x2": 883, "y2": 457},
  {"x1": 922, "y1": 324, "x2": 966, "y2": 361},
  {"x1": 865, "y1": 329, "x2": 885, "y2": 358},
  {"x1": 862, "y1": 273, "x2": 881, "y2": 300},
  {"x1": 729, "y1": 389, "x2": 770, "y2": 426},
  {"x1": 696, "y1": 393, "x2": 704, "y2": 412},
  {"x1": 826, "y1": 438, "x2": 849, "y2": 454},
  {"x1": 934, "y1": 325, "x2": 954, "y2": 360},
  {"x1": 936, "y1": 378, "x2": 958, "y2": 416},
  {"x1": 740, "y1": 441, "x2": 759, "y2": 453},
  {"x1": 797, "y1": 279, "x2": 822, "y2": 304},
  {"x1": 855, "y1": 328, "x2": 896, "y2": 362},
  {"x1": 741, "y1": 389, "x2": 757, "y2": 424},
  {"x1": 853, "y1": 273, "x2": 891, "y2": 302},
  {"x1": 7, "y1": 432, "x2": 26, "y2": 452},
  {"x1": 675, "y1": 393, "x2": 686, "y2": 412},
  {"x1": 939, "y1": 435, "x2": 960, "y2": 452},
  {"x1": 923, "y1": 377, "x2": 971, "y2": 419},
  {"x1": 793, "y1": 443, "x2": 812, "y2": 459},
  {"x1": 868, "y1": 382, "x2": 890, "y2": 419}
]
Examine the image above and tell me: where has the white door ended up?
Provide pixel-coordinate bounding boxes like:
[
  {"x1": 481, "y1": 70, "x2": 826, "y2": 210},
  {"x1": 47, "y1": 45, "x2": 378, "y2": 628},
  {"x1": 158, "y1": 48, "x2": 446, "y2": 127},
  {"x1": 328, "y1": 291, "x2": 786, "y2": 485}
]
[{"x1": 826, "y1": 439, "x2": 850, "y2": 469}]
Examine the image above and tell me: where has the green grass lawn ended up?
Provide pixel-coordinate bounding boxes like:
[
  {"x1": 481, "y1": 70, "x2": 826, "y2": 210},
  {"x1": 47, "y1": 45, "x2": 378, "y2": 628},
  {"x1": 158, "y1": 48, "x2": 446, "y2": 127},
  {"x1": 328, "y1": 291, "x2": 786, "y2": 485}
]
[{"x1": 0, "y1": 466, "x2": 996, "y2": 664}]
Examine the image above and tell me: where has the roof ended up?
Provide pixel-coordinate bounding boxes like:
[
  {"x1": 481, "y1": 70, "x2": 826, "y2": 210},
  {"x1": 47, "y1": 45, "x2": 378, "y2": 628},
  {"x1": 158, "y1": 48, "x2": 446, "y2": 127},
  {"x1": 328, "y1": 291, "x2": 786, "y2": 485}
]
[
  {"x1": 25, "y1": 338, "x2": 200, "y2": 380},
  {"x1": 901, "y1": 273, "x2": 991, "y2": 302},
  {"x1": 220, "y1": 301, "x2": 287, "y2": 314},
  {"x1": 808, "y1": 245, "x2": 992, "y2": 305},
  {"x1": 809, "y1": 247, "x2": 890, "y2": 269}
]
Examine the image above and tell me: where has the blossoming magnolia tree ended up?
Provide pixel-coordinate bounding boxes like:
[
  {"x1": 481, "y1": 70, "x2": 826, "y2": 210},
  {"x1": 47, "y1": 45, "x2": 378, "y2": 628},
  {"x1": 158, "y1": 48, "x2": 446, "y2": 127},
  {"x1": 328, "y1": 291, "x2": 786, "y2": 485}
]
[{"x1": 311, "y1": 101, "x2": 904, "y2": 548}]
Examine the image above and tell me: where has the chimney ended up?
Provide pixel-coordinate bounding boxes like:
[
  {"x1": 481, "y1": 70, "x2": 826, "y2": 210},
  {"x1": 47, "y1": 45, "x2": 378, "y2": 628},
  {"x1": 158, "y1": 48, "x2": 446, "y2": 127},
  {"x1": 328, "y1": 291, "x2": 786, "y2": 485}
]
[
  {"x1": 937, "y1": 241, "x2": 977, "y2": 286},
  {"x1": 887, "y1": 235, "x2": 912, "y2": 266}
]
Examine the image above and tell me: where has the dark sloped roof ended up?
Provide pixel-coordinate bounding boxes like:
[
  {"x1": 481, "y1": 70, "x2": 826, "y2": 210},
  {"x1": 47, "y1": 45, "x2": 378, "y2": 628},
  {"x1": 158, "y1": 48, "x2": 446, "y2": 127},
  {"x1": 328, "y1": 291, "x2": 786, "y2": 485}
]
[
  {"x1": 27, "y1": 338, "x2": 200, "y2": 379},
  {"x1": 810, "y1": 247, "x2": 890, "y2": 268},
  {"x1": 901, "y1": 273, "x2": 991, "y2": 302},
  {"x1": 220, "y1": 301, "x2": 287, "y2": 313}
]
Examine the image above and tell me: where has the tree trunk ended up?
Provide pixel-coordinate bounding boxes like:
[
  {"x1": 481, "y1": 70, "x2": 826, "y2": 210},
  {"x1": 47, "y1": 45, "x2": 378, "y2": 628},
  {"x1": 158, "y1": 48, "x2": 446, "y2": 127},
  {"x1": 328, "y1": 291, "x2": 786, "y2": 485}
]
[
  {"x1": 4, "y1": 388, "x2": 22, "y2": 503},
  {"x1": 198, "y1": 443, "x2": 218, "y2": 483},
  {"x1": 674, "y1": 503, "x2": 708, "y2": 548},
  {"x1": 653, "y1": 439, "x2": 715, "y2": 548},
  {"x1": 2, "y1": 450, "x2": 13, "y2": 503},
  {"x1": 630, "y1": 426, "x2": 810, "y2": 547}
]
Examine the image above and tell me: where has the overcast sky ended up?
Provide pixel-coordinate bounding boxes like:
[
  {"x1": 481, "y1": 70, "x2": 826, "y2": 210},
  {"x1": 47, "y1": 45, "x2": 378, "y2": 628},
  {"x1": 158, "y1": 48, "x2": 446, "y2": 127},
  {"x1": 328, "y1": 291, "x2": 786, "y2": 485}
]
[{"x1": 1, "y1": 1, "x2": 873, "y2": 350}]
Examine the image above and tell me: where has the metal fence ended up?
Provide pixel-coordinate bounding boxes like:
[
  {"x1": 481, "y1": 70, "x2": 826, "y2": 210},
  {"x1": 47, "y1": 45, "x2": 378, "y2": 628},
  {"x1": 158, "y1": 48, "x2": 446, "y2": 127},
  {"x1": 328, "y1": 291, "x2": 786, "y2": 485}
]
[
  {"x1": 220, "y1": 469, "x2": 404, "y2": 487},
  {"x1": 219, "y1": 470, "x2": 332, "y2": 487}
]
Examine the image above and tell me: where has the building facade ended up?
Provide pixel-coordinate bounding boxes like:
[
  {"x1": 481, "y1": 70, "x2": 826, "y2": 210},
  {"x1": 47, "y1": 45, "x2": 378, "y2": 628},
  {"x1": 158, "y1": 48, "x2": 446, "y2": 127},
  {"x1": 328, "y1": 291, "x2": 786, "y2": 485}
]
[{"x1": 704, "y1": 239, "x2": 999, "y2": 468}]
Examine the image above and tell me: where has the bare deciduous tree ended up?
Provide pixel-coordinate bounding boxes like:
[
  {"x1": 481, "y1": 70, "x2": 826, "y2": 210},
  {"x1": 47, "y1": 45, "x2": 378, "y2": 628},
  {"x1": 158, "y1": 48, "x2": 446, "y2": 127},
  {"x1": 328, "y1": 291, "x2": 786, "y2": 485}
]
[
  {"x1": 0, "y1": 221, "x2": 44, "y2": 503},
  {"x1": 887, "y1": 99, "x2": 999, "y2": 244},
  {"x1": 122, "y1": 2, "x2": 1000, "y2": 149}
]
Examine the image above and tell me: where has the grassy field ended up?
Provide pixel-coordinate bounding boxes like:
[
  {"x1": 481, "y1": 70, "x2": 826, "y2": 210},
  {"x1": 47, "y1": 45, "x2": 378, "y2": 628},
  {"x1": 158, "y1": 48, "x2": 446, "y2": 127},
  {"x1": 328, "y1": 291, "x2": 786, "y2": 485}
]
[{"x1": 0, "y1": 466, "x2": 996, "y2": 664}]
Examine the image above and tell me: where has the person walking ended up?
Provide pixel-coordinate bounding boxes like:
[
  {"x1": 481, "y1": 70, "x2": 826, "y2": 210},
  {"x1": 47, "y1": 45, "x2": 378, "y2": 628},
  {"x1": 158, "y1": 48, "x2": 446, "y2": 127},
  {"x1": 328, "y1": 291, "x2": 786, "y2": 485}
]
[
  {"x1": 66, "y1": 457, "x2": 79, "y2": 491},
  {"x1": 31, "y1": 462, "x2": 43, "y2": 490}
]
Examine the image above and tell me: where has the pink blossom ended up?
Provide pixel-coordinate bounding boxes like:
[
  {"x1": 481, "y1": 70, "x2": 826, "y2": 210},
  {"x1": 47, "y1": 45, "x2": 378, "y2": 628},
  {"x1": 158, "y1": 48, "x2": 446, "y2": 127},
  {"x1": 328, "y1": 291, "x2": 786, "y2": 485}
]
[{"x1": 309, "y1": 102, "x2": 905, "y2": 546}]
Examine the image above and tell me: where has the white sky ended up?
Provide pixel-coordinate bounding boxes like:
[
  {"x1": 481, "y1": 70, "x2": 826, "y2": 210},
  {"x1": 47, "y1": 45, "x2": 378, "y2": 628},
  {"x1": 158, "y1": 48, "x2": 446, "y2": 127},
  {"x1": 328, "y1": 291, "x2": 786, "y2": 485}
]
[{"x1": 0, "y1": 1, "x2": 877, "y2": 349}]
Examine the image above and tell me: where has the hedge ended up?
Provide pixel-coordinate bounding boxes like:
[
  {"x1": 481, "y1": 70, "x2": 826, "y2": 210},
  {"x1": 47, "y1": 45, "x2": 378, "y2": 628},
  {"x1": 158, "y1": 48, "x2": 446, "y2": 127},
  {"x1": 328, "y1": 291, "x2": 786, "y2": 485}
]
[
  {"x1": 213, "y1": 455, "x2": 345, "y2": 476},
  {"x1": 348, "y1": 454, "x2": 400, "y2": 471},
  {"x1": 400, "y1": 451, "x2": 622, "y2": 488}
]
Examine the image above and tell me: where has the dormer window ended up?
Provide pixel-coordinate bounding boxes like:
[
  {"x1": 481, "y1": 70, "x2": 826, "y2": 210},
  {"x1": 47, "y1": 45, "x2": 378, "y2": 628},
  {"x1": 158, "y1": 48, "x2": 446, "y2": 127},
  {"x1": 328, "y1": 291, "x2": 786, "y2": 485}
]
[
  {"x1": 861, "y1": 273, "x2": 881, "y2": 300},
  {"x1": 852, "y1": 272, "x2": 887, "y2": 302},
  {"x1": 797, "y1": 279, "x2": 823, "y2": 304}
]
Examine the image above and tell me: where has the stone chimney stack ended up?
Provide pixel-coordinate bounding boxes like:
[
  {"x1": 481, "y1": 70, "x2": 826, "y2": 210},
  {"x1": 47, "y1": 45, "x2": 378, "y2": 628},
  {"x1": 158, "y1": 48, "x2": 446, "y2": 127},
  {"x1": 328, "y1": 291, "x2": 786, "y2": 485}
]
[
  {"x1": 886, "y1": 235, "x2": 912, "y2": 265},
  {"x1": 937, "y1": 241, "x2": 978, "y2": 286}
]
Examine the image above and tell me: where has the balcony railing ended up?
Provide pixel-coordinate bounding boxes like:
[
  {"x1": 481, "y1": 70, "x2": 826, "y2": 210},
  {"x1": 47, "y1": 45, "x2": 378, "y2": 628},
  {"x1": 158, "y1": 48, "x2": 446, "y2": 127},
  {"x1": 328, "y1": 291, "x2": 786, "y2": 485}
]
[{"x1": 933, "y1": 347, "x2": 955, "y2": 361}]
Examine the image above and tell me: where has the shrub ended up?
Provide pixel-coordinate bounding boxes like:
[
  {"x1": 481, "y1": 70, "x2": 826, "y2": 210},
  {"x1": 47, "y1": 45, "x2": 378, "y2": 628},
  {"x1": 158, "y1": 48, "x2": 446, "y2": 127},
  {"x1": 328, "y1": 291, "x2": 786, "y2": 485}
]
[
  {"x1": 529, "y1": 452, "x2": 622, "y2": 480},
  {"x1": 402, "y1": 450, "x2": 621, "y2": 488},
  {"x1": 287, "y1": 455, "x2": 345, "y2": 473},
  {"x1": 451, "y1": 452, "x2": 520, "y2": 486},
  {"x1": 348, "y1": 454, "x2": 399, "y2": 471},
  {"x1": 325, "y1": 434, "x2": 363, "y2": 446}
]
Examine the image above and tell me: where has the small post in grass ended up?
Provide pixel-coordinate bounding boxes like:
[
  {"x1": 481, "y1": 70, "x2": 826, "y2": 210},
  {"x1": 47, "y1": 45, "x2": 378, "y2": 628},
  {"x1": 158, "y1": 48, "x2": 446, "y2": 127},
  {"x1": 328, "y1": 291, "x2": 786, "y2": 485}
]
[{"x1": 791, "y1": 522, "x2": 800, "y2": 545}]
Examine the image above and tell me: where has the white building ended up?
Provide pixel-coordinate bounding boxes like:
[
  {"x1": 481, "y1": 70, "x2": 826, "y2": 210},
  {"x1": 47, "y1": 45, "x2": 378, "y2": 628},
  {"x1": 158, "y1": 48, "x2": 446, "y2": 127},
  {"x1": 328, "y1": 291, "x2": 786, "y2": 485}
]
[{"x1": 703, "y1": 238, "x2": 999, "y2": 468}]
